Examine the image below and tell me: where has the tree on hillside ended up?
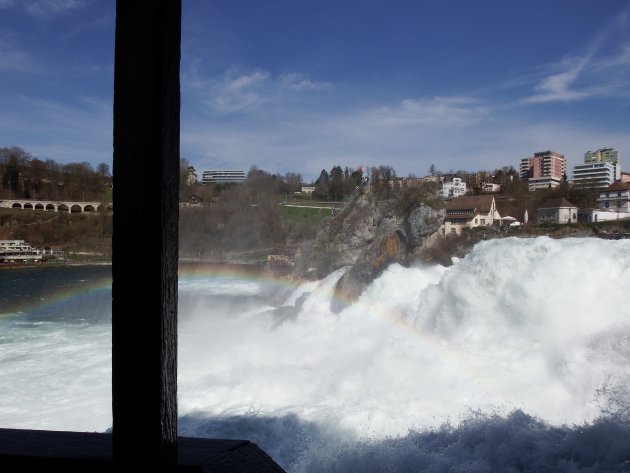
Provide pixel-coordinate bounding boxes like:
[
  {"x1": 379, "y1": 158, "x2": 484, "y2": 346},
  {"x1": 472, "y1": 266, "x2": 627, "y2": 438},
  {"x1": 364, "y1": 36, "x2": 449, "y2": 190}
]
[
  {"x1": 314, "y1": 169, "x2": 330, "y2": 200},
  {"x1": 0, "y1": 146, "x2": 112, "y2": 201},
  {"x1": 285, "y1": 172, "x2": 303, "y2": 194},
  {"x1": 390, "y1": 181, "x2": 442, "y2": 217},
  {"x1": 63, "y1": 162, "x2": 104, "y2": 200},
  {"x1": 2, "y1": 156, "x2": 22, "y2": 196},
  {"x1": 0, "y1": 147, "x2": 32, "y2": 198},
  {"x1": 329, "y1": 165, "x2": 344, "y2": 201},
  {"x1": 97, "y1": 162, "x2": 111, "y2": 178},
  {"x1": 369, "y1": 164, "x2": 396, "y2": 200},
  {"x1": 350, "y1": 168, "x2": 363, "y2": 187}
]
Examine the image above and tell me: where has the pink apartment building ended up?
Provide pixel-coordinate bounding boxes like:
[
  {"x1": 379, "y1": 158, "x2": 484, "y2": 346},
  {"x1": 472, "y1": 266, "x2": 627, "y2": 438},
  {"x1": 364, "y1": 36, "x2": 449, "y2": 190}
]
[{"x1": 519, "y1": 150, "x2": 567, "y2": 191}]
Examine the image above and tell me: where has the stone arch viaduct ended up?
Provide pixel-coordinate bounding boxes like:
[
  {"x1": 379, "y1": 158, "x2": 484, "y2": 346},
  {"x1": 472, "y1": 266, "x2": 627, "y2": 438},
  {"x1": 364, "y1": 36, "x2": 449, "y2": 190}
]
[{"x1": 0, "y1": 199, "x2": 113, "y2": 213}]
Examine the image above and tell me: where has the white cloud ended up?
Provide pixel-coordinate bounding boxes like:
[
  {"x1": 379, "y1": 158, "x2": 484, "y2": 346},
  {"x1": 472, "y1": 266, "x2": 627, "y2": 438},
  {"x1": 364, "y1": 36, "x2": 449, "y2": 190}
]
[
  {"x1": 181, "y1": 94, "x2": 496, "y2": 179},
  {"x1": 224, "y1": 71, "x2": 269, "y2": 92},
  {"x1": 279, "y1": 72, "x2": 330, "y2": 92},
  {"x1": 0, "y1": 95, "x2": 112, "y2": 165},
  {"x1": 182, "y1": 65, "x2": 331, "y2": 115},
  {"x1": 0, "y1": 37, "x2": 46, "y2": 73},
  {"x1": 212, "y1": 70, "x2": 271, "y2": 113},
  {"x1": 182, "y1": 66, "x2": 272, "y2": 114},
  {"x1": 522, "y1": 56, "x2": 590, "y2": 104},
  {"x1": 181, "y1": 3, "x2": 630, "y2": 179},
  {"x1": 24, "y1": 0, "x2": 88, "y2": 18},
  {"x1": 182, "y1": 78, "x2": 630, "y2": 182},
  {"x1": 371, "y1": 96, "x2": 487, "y2": 128},
  {"x1": 523, "y1": 4, "x2": 630, "y2": 104}
]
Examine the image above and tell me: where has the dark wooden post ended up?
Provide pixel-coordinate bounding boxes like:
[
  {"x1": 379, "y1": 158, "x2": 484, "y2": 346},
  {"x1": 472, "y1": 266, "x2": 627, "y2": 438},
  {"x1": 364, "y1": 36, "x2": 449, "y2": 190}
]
[
  {"x1": 0, "y1": 1, "x2": 285, "y2": 470},
  {"x1": 112, "y1": 1, "x2": 180, "y2": 469}
]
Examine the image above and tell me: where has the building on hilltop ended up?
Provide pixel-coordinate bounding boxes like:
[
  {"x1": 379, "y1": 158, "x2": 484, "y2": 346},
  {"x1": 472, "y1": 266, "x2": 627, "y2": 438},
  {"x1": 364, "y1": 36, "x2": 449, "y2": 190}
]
[
  {"x1": 570, "y1": 147, "x2": 621, "y2": 190},
  {"x1": 537, "y1": 198, "x2": 577, "y2": 224},
  {"x1": 179, "y1": 194, "x2": 203, "y2": 207},
  {"x1": 441, "y1": 195, "x2": 501, "y2": 236},
  {"x1": 596, "y1": 181, "x2": 630, "y2": 214},
  {"x1": 201, "y1": 170, "x2": 246, "y2": 184},
  {"x1": 571, "y1": 161, "x2": 616, "y2": 190},
  {"x1": 584, "y1": 148, "x2": 620, "y2": 180},
  {"x1": 185, "y1": 166, "x2": 198, "y2": 186},
  {"x1": 440, "y1": 171, "x2": 491, "y2": 193},
  {"x1": 440, "y1": 177, "x2": 467, "y2": 198},
  {"x1": 481, "y1": 181, "x2": 501, "y2": 193},
  {"x1": 520, "y1": 150, "x2": 567, "y2": 191}
]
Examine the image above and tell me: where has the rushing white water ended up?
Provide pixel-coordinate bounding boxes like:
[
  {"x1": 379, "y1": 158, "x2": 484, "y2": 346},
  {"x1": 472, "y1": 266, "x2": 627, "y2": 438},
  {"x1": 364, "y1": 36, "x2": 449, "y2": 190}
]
[
  {"x1": 178, "y1": 236, "x2": 630, "y2": 431},
  {"x1": 2, "y1": 236, "x2": 630, "y2": 471}
]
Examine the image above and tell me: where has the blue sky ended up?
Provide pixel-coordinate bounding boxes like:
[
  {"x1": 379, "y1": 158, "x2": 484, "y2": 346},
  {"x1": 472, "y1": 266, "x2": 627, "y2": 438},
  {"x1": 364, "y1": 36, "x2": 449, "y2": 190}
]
[{"x1": 1, "y1": 0, "x2": 629, "y2": 182}]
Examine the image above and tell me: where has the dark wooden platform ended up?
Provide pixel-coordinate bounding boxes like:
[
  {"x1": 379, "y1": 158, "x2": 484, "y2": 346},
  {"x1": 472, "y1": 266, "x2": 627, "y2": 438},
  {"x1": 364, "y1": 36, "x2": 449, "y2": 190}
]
[{"x1": 0, "y1": 428, "x2": 286, "y2": 472}]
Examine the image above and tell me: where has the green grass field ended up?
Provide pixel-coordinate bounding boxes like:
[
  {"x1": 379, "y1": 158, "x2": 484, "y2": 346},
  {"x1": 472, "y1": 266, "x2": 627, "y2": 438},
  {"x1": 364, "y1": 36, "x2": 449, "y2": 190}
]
[{"x1": 278, "y1": 204, "x2": 333, "y2": 224}]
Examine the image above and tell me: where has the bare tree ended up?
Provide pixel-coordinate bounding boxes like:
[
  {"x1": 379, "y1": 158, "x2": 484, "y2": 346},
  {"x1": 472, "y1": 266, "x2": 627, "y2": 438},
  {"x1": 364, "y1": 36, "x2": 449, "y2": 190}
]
[{"x1": 285, "y1": 172, "x2": 303, "y2": 194}]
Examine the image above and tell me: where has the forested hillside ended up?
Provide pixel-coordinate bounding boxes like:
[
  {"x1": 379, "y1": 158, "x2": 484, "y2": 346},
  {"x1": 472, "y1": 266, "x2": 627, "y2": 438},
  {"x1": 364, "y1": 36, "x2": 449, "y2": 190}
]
[{"x1": 0, "y1": 146, "x2": 112, "y2": 201}]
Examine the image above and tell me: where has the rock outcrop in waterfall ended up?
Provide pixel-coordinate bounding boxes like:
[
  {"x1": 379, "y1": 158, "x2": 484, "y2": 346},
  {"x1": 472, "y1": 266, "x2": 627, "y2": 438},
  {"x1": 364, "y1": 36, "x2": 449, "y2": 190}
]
[{"x1": 293, "y1": 184, "x2": 445, "y2": 310}]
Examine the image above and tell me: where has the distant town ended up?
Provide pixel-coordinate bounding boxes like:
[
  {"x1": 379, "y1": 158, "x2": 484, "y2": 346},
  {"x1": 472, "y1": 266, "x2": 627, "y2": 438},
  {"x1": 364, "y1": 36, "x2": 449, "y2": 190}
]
[
  {"x1": 186, "y1": 146, "x2": 629, "y2": 235},
  {"x1": 1, "y1": 146, "x2": 629, "y2": 263}
]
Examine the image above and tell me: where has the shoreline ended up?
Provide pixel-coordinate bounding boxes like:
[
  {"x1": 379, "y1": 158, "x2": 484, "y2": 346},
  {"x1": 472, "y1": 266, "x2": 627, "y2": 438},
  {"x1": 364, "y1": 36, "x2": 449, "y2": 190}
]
[
  {"x1": 1, "y1": 229, "x2": 624, "y2": 273},
  {"x1": 0, "y1": 260, "x2": 112, "y2": 270},
  {"x1": 0, "y1": 259, "x2": 276, "y2": 274}
]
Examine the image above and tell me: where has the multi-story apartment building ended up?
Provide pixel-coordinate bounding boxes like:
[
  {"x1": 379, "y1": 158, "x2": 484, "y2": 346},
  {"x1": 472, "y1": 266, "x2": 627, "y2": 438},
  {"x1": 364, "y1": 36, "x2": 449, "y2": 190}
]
[
  {"x1": 570, "y1": 147, "x2": 621, "y2": 189},
  {"x1": 584, "y1": 148, "x2": 620, "y2": 180},
  {"x1": 440, "y1": 177, "x2": 467, "y2": 198},
  {"x1": 520, "y1": 150, "x2": 567, "y2": 191},
  {"x1": 571, "y1": 162, "x2": 616, "y2": 189},
  {"x1": 201, "y1": 170, "x2": 247, "y2": 184}
]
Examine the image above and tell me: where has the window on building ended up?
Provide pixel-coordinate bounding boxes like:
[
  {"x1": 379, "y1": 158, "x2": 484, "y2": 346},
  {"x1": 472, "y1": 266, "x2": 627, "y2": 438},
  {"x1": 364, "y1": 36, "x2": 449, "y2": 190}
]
[
  {"x1": 475, "y1": 218, "x2": 478, "y2": 224},
  {"x1": 481, "y1": 219, "x2": 486, "y2": 225},
  {"x1": 606, "y1": 202, "x2": 610, "y2": 208}
]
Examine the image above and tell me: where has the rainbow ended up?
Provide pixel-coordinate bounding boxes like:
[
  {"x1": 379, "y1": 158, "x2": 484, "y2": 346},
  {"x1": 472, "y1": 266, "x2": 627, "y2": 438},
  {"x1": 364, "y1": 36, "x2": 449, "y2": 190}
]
[
  {"x1": 177, "y1": 261, "x2": 308, "y2": 292},
  {"x1": 0, "y1": 270, "x2": 112, "y2": 319},
  {"x1": 179, "y1": 262, "x2": 503, "y2": 397},
  {"x1": 2, "y1": 261, "x2": 504, "y2": 400}
]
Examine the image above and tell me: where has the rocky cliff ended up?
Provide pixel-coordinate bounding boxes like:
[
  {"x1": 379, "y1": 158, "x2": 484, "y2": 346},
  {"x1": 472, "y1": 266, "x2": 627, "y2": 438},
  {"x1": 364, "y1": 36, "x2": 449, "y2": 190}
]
[{"x1": 293, "y1": 186, "x2": 444, "y2": 310}]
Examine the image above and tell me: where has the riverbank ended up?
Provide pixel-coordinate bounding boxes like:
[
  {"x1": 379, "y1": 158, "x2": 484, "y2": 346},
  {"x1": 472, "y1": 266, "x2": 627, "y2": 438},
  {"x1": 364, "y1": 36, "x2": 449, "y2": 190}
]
[
  {"x1": 2, "y1": 218, "x2": 628, "y2": 275},
  {"x1": 0, "y1": 259, "x2": 288, "y2": 280}
]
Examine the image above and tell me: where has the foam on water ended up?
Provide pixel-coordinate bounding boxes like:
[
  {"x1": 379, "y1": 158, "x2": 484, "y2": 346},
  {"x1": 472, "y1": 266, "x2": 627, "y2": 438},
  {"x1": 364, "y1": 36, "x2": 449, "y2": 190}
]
[
  {"x1": 2, "y1": 236, "x2": 630, "y2": 471},
  {"x1": 178, "y1": 237, "x2": 630, "y2": 440},
  {"x1": 0, "y1": 320, "x2": 111, "y2": 431}
]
